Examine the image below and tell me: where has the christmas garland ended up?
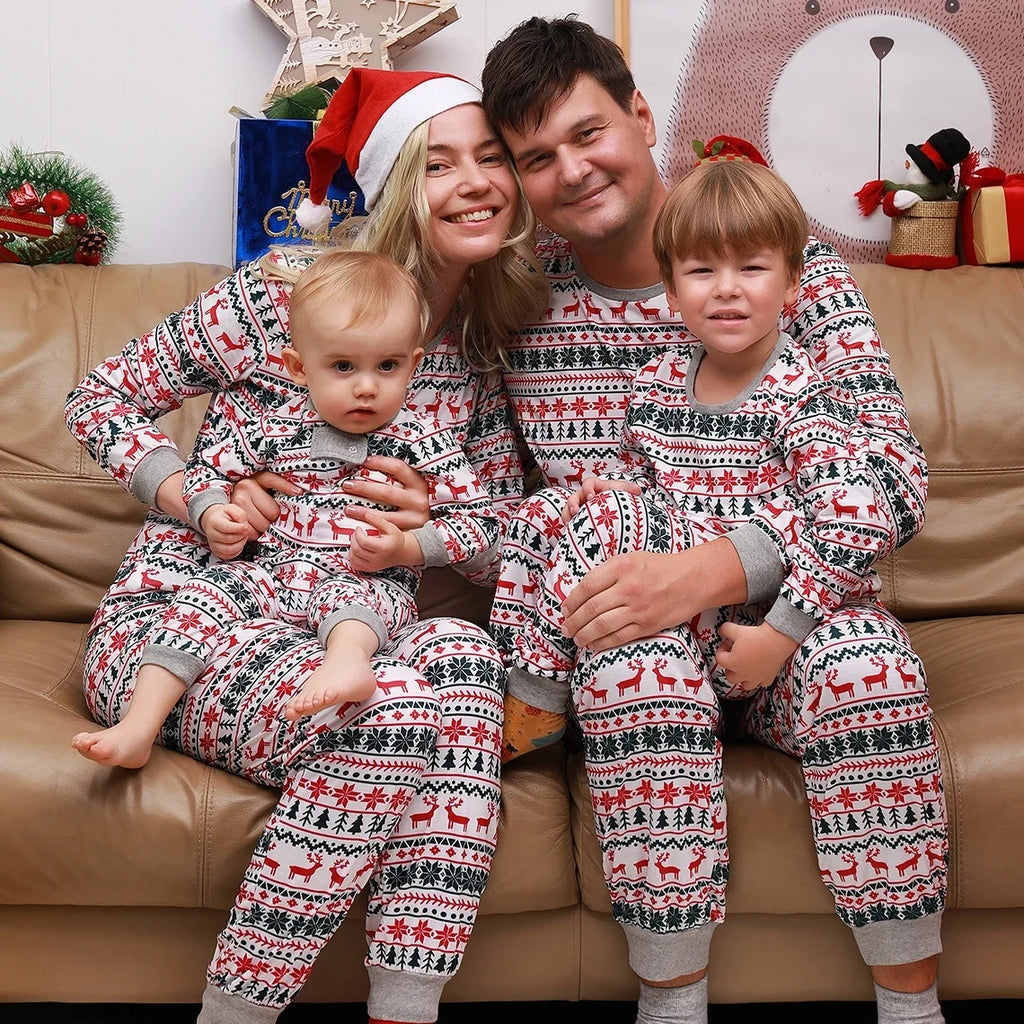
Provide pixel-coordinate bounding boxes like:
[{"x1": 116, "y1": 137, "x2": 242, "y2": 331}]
[{"x1": 0, "y1": 145, "x2": 122, "y2": 265}]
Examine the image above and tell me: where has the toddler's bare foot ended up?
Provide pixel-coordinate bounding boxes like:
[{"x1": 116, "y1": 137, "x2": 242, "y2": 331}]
[
  {"x1": 71, "y1": 723, "x2": 157, "y2": 769},
  {"x1": 283, "y1": 658, "x2": 377, "y2": 721}
]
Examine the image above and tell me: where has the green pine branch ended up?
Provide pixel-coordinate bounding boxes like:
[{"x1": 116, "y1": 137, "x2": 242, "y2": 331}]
[{"x1": 0, "y1": 144, "x2": 121, "y2": 264}]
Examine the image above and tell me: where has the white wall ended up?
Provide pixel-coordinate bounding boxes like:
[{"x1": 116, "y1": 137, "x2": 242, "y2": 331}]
[{"x1": 3, "y1": 0, "x2": 671, "y2": 267}]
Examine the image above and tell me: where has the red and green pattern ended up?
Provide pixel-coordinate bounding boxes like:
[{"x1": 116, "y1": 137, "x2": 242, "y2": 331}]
[{"x1": 66, "y1": 251, "x2": 511, "y2": 1013}]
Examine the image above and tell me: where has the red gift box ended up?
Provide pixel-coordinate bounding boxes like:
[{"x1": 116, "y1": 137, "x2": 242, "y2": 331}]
[
  {"x1": 0, "y1": 205, "x2": 54, "y2": 238},
  {"x1": 959, "y1": 176, "x2": 1024, "y2": 265}
]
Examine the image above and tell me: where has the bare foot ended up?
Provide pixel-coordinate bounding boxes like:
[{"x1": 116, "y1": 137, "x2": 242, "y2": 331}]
[
  {"x1": 283, "y1": 659, "x2": 377, "y2": 721},
  {"x1": 71, "y1": 723, "x2": 156, "y2": 769}
]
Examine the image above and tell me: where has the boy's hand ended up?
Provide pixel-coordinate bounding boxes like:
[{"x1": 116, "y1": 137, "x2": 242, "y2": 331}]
[
  {"x1": 348, "y1": 512, "x2": 413, "y2": 573},
  {"x1": 200, "y1": 503, "x2": 251, "y2": 560},
  {"x1": 715, "y1": 620, "x2": 799, "y2": 691},
  {"x1": 562, "y1": 476, "x2": 640, "y2": 521}
]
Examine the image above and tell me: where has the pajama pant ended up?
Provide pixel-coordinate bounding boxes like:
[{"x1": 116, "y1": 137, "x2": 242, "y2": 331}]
[
  {"x1": 140, "y1": 556, "x2": 417, "y2": 686},
  {"x1": 83, "y1": 516, "x2": 504, "y2": 1017},
  {"x1": 492, "y1": 488, "x2": 947, "y2": 978}
]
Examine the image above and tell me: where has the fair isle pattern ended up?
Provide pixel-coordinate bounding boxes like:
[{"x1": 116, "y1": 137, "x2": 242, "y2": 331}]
[
  {"x1": 147, "y1": 559, "x2": 417, "y2": 675},
  {"x1": 186, "y1": 402, "x2": 501, "y2": 573},
  {"x1": 621, "y1": 339, "x2": 887, "y2": 627},
  {"x1": 154, "y1": 401, "x2": 504, "y2": 667},
  {"x1": 549, "y1": 490, "x2": 945, "y2": 933},
  {"x1": 492, "y1": 233, "x2": 944, "y2": 943},
  {"x1": 492, "y1": 234, "x2": 925, "y2": 651},
  {"x1": 65, "y1": 249, "x2": 524, "y2": 588},
  {"x1": 502, "y1": 234, "x2": 926, "y2": 544},
  {"x1": 80, "y1": 575, "x2": 505, "y2": 1008},
  {"x1": 66, "y1": 252, "x2": 509, "y2": 1009}
]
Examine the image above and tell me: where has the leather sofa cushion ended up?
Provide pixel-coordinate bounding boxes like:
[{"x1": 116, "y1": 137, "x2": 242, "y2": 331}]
[
  {"x1": 0, "y1": 621, "x2": 579, "y2": 915},
  {"x1": 854, "y1": 264, "x2": 1024, "y2": 621}
]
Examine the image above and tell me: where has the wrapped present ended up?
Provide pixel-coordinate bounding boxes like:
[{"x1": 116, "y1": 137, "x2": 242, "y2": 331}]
[
  {"x1": 0, "y1": 205, "x2": 53, "y2": 238},
  {"x1": 233, "y1": 117, "x2": 364, "y2": 268},
  {"x1": 959, "y1": 176, "x2": 1024, "y2": 265}
]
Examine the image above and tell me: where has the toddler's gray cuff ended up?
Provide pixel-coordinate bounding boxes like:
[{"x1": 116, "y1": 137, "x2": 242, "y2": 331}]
[
  {"x1": 319, "y1": 606, "x2": 388, "y2": 652},
  {"x1": 132, "y1": 447, "x2": 186, "y2": 507},
  {"x1": 412, "y1": 524, "x2": 449, "y2": 567},
  {"x1": 764, "y1": 597, "x2": 818, "y2": 643},
  {"x1": 727, "y1": 523, "x2": 786, "y2": 604},
  {"x1": 186, "y1": 489, "x2": 231, "y2": 532}
]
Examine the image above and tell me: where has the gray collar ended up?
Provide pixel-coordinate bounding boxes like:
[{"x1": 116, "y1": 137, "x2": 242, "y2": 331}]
[{"x1": 309, "y1": 423, "x2": 368, "y2": 464}]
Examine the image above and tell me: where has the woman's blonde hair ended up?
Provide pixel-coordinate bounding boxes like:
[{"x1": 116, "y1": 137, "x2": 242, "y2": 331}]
[
  {"x1": 653, "y1": 160, "x2": 807, "y2": 283},
  {"x1": 262, "y1": 112, "x2": 548, "y2": 371}
]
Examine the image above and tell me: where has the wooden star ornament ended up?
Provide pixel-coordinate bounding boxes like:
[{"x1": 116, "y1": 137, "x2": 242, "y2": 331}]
[{"x1": 252, "y1": 1, "x2": 460, "y2": 108}]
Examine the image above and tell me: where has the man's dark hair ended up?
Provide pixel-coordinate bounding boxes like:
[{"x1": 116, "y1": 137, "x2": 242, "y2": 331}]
[{"x1": 481, "y1": 15, "x2": 637, "y2": 136}]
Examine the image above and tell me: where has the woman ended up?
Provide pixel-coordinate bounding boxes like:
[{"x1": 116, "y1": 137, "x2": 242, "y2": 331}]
[{"x1": 65, "y1": 68, "x2": 547, "y2": 1024}]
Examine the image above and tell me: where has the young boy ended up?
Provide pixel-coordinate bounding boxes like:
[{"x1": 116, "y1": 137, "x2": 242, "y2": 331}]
[
  {"x1": 72, "y1": 249, "x2": 501, "y2": 768},
  {"x1": 503, "y1": 158, "x2": 888, "y2": 708}
]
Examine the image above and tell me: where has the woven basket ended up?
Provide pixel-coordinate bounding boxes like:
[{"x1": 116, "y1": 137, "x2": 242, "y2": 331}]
[{"x1": 888, "y1": 199, "x2": 959, "y2": 258}]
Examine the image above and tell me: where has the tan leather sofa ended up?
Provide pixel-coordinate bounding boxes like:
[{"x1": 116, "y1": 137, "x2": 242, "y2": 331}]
[{"x1": 1, "y1": 260, "x2": 1022, "y2": 1008}]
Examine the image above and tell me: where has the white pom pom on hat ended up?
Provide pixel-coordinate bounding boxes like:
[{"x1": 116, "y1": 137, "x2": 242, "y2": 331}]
[{"x1": 295, "y1": 67, "x2": 482, "y2": 231}]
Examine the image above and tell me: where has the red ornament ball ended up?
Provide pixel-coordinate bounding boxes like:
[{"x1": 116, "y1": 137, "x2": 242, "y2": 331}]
[{"x1": 41, "y1": 190, "x2": 71, "y2": 217}]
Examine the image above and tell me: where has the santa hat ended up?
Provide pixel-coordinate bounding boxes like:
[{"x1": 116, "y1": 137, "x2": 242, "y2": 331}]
[
  {"x1": 693, "y1": 135, "x2": 769, "y2": 167},
  {"x1": 296, "y1": 67, "x2": 482, "y2": 232},
  {"x1": 906, "y1": 128, "x2": 971, "y2": 184}
]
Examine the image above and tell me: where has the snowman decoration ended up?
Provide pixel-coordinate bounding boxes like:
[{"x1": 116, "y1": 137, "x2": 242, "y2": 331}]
[{"x1": 856, "y1": 127, "x2": 972, "y2": 268}]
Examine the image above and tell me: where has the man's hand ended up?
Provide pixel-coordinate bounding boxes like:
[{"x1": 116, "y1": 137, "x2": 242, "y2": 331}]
[
  {"x1": 561, "y1": 537, "x2": 748, "y2": 652},
  {"x1": 231, "y1": 471, "x2": 301, "y2": 537},
  {"x1": 342, "y1": 456, "x2": 430, "y2": 531},
  {"x1": 561, "y1": 476, "x2": 641, "y2": 521},
  {"x1": 715, "y1": 620, "x2": 799, "y2": 691},
  {"x1": 200, "y1": 503, "x2": 251, "y2": 560},
  {"x1": 348, "y1": 511, "x2": 422, "y2": 573}
]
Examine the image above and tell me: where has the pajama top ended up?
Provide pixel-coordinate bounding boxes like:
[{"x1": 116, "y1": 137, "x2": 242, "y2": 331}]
[
  {"x1": 618, "y1": 334, "x2": 884, "y2": 641},
  {"x1": 65, "y1": 248, "x2": 524, "y2": 592},
  {"x1": 182, "y1": 398, "x2": 501, "y2": 644},
  {"x1": 502, "y1": 233, "x2": 927, "y2": 594}
]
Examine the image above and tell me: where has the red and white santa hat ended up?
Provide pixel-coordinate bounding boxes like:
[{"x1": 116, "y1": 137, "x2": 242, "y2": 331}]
[{"x1": 296, "y1": 67, "x2": 482, "y2": 232}]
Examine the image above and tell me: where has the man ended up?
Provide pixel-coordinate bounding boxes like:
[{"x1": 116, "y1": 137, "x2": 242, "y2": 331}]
[{"x1": 482, "y1": 16, "x2": 946, "y2": 1024}]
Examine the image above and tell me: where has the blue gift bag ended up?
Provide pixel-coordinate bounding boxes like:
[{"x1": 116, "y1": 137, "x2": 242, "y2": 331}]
[{"x1": 233, "y1": 117, "x2": 365, "y2": 268}]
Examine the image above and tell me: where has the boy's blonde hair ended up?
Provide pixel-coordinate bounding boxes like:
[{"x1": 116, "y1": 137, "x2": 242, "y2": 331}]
[
  {"x1": 288, "y1": 249, "x2": 429, "y2": 348},
  {"x1": 653, "y1": 160, "x2": 808, "y2": 282},
  {"x1": 263, "y1": 115, "x2": 549, "y2": 371}
]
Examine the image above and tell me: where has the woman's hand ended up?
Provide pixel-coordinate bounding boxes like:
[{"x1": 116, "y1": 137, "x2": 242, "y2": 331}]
[
  {"x1": 343, "y1": 455, "x2": 430, "y2": 531},
  {"x1": 231, "y1": 471, "x2": 302, "y2": 537}
]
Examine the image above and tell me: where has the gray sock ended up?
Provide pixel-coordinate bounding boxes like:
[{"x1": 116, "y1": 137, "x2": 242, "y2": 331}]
[
  {"x1": 874, "y1": 981, "x2": 945, "y2": 1024},
  {"x1": 636, "y1": 976, "x2": 708, "y2": 1024},
  {"x1": 196, "y1": 983, "x2": 280, "y2": 1024}
]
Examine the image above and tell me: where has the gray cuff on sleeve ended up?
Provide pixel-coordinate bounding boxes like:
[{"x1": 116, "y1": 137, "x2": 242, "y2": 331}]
[
  {"x1": 727, "y1": 523, "x2": 786, "y2": 605},
  {"x1": 412, "y1": 524, "x2": 449, "y2": 567},
  {"x1": 186, "y1": 489, "x2": 232, "y2": 532},
  {"x1": 133, "y1": 447, "x2": 186, "y2": 507},
  {"x1": 764, "y1": 596, "x2": 819, "y2": 643},
  {"x1": 452, "y1": 541, "x2": 499, "y2": 577},
  {"x1": 318, "y1": 606, "x2": 389, "y2": 652},
  {"x1": 138, "y1": 643, "x2": 204, "y2": 687}
]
